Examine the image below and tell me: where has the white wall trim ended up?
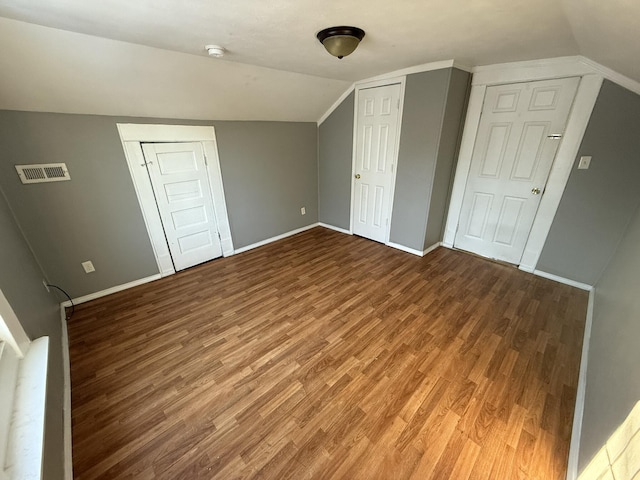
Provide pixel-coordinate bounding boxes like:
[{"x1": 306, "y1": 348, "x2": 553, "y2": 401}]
[
  {"x1": 233, "y1": 223, "x2": 320, "y2": 254},
  {"x1": 316, "y1": 59, "x2": 469, "y2": 124},
  {"x1": 318, "y1": 85, "x2": 355, "y2": 125},
  {"x1": 532, "y1": 270, "x2": 593, "y2": 291},
  {"x1": 61, "y1": 274, "x2": 161, "y2": 307},
  {"x1": 423, "y1": 242, "x2": 442, "y2": 256},
  {"x1": 471, "y1": 56, "x2": 594, "y2": 86},
  {"x1": 116, "y1": 124, "x2": 218, "y2": 142},
  {"x1": 386, "y1": 242, "x2": 424, "y2": 257},
  {"x1": 358, "y1": 59, "x2": 459, "y2": 85},
  {"x1": 349, "y1": 77, "x2": 406, "y2": 245},
  {"x1": 443, "y1": 56, "x2": 603, "y2": 271},
  {"x1": 566, "y1": 287, "x2": 595, "y2": 480},
  {"x1": 117, "y1": 123, "x2": 234, "y2": 278},
  {"x1": 577, "y1": 57, "x2": 640, "y2": 97},
  {"x1": 318, "y1": 222, "x2": 352, "y2": 235},
  {"x1": 60, "y1": 308, "x2": 73, "y2": 480}
]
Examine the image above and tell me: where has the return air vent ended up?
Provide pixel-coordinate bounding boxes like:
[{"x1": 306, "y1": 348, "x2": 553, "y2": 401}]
[{"x1": 15, "y1": 163, "x2": 71, "y2": 184}]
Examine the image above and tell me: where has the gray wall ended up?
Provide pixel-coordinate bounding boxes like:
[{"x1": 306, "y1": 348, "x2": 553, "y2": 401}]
[
  {"x1": 425, "y1": 68, "x2": 470, "y2": 249},
  {"x1": 0, "y1": 111, "x2": 318, "y2": 298},
  {"x1": 215, "y1": 122, "x2": 318, "y2": 247},
  {"x1": 537, "y1": 80, "x2": 640, "y2": 285},
  {"x1": 0, "y1": 188, "x2": 64, "y2": 480},
  {"x1": 318, "y1": 92, "x2": 354, "y2": 230},
  {"x1": 317, "y1": 68, "x2": 470, "y2": 252},
  {"x1": 578, "y1": 200, "x2": 640, "y2": 472},
  {"x1": 389, "y1": 69, "x2": 451, "y2": 250},
  {"x1": 389, "y1": 68, "x2": 470, "y2": 251}
]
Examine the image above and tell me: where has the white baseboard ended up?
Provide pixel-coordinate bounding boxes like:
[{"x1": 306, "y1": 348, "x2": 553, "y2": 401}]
[
  {"x1": 233, "y1": 223, "x2": 320, "y2": 254},
  {"x1": 386, "y1": 242, "x2": 424, "y2": 257},
  {"x1": 532, "y1": 270, "x2": 593, "y2": 291},
  {"x1": 61, "y1": 274, "x2": 162, "y2": 307},
  {"x1": 566, "y1": 288, "x2": 595, "y2": 480},
  {"x1": 60, "y1": 308, "x2": 73, "y2": 480},
  {"x1": 423, "y1": 242, "x2": 442, "y2": 256},
  {"x1": 318, "y1": 222, "x2": 352, "y2": 235}
]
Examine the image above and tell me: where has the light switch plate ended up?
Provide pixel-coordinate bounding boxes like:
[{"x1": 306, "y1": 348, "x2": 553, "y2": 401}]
[{"x1": 578, "y1": 156, "x2": 592, "y2": 169}]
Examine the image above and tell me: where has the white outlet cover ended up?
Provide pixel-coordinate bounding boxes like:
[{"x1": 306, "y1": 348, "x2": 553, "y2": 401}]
[
  {"x1": 301, "y1": 207, "x2": 306, "y2": 215},
  {"x1": 578, "y1": 156, "x2": 592, "y2": 169},
  {"x1": 82, "y1": 261, "x2": 95, "y2": 273}
]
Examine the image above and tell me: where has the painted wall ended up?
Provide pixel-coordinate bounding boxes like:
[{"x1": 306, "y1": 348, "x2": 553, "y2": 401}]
[
  {"x1": 389, "y1": 68, "x2": 470, "y2": 251},
  {"x1": 317, "y1": 68, "x2": 470, "y2": 251},
  {"x1": 318, "y1": 92, "x2": 354, "y2": 230},
  {"x1": 0, "y1": 111, "x2": 318, "y2": 298},
  {"x1": 389, "y1": 69, "x2": 450, "y2": 250},
  {"x1": 215, "y1": 121, "x2": 318, "y2": 247},
  {"x1": 537, "y1": 80, "x2": 640, "y2": 285},
  {"x1": 0, "y1": 188, "x2": 64, "y2": 480},
  {"x1": 424, "y1": 68, "x2": 470, "y2": 249},
  {"x1": 577, "y1": 200, "x2": 640, "y2": 472}
]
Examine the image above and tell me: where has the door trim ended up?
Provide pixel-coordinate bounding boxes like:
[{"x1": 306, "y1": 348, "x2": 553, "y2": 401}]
[
  {"x1": 443, "y1": 70, "x2": 603, "y2": 272},
  {"x1": 117, "y1": 124, "x2": 233, "y2": 277},
  {"x1": 349, "y1": 77, "x2": 406, "y2": 244}
]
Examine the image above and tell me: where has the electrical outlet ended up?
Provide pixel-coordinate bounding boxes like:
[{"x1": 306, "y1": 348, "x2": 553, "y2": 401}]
[
  {"x1": 42, "y1": 279, "x2": 50, "y2": 293},
  {"x1": 578, "y1": 156, "x2": 592, "y2": 170},
  {"x1": 82, "y1": 261, "x2": 96, "y2": 273},
  {"x1": 301, "y1": 207, "x2": 306, "y2": 215}
]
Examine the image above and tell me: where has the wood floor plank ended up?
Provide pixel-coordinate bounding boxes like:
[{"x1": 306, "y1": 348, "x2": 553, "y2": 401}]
[{"x1": 68, "y1": 227, "x2": 588, "y2": 479}]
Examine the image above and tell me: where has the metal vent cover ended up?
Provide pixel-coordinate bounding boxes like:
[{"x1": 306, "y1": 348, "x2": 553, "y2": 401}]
[{"x1": 15, "y1": 163, "x2": 71, "y2": 184}]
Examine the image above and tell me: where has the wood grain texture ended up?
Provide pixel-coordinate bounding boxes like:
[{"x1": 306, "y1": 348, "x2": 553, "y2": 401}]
[{"x1": 68, "y1": 227, "x2": 588, "y2": 479}]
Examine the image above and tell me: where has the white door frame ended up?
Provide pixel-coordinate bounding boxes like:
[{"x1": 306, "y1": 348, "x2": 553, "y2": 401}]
[
  {"x1": 117, "y1": 124, "x2": 234, "y2": 277},
  {"x1": 443, "y1": 59, "x2": 604, "y2": 272},
  {"x1": 350, "y1": 77, "x2": 406, "y2": 244}
]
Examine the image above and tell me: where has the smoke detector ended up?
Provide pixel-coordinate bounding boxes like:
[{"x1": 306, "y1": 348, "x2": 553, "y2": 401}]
[{"x1": 205, "y1": 45, "x2": 226, "y2": 58}]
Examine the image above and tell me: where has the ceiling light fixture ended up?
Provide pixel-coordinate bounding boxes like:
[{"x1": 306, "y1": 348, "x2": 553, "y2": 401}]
[
  {"x1": 205, "y1": 45, "x2": 226, "y2": 58},
  {"x1": 316, "y1": 26, "x2": 365, "y2": 59}
]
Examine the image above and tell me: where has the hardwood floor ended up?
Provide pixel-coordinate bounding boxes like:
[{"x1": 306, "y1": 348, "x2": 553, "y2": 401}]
[{"x1": 68, "y1": 227, "x2": 588, "y2": 479}]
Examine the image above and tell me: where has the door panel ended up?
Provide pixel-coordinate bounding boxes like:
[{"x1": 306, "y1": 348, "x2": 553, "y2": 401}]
[
  {"x1": 142, "y1": 142, "x2": 222, "y2": 271},
  {"x1": 454, "y1": 77, "x2": 580, "y2": 264},
  {"x1": 352, "y1": 83, "x2": 402, "y2": 243}
]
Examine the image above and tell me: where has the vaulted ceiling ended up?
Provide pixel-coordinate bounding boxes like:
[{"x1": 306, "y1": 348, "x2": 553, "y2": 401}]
[{"x1": 0, "y1": 0, "x2": 638, "y2": 121}]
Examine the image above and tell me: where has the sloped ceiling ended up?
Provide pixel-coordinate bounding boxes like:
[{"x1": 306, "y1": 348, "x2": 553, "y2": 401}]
[{"x1": 0, "y1": 0, "x2": 638, "y2": 121}]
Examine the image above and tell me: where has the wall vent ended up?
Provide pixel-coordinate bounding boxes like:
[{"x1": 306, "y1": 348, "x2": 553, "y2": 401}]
[{"x1": 15, "y1": 163, "x2": 71, "y2": 184}]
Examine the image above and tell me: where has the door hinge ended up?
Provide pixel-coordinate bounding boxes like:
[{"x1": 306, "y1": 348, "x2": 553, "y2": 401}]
[
  {"x1": 203, "y1": 153, "x2": 208, "y2": 166},
  {"x1": 397, "y1": 99, "x2": 400, "y2": 109}
]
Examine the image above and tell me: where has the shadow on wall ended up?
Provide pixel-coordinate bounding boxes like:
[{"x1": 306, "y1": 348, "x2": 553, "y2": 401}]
[{"x1": 579, "y1": 400, "x2": 640, "y2": 479}]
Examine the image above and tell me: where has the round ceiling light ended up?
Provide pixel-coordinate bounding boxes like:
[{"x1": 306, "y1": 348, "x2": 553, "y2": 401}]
[
  {"x1": 317, "y1": 26, "x2": 365, "y2": 59},
  {"x1": 205, "y1": 45, "x2": 226, "y2": 58}
]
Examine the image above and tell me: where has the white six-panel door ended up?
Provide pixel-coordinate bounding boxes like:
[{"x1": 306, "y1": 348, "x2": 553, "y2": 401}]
[
  {"x1": 454, "y1": 77, "x2": 580, "y2": 264},
  {"x1": 141, "y1": 142, "x2": 222, "y2": 271},
  {"x1": 352, "y1": 83, "x2": 402, "y2": 243}
]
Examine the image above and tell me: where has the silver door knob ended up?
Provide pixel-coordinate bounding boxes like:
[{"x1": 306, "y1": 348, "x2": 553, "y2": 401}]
[
  {"x1": 355, "y1": 174, "x2": 361, "y2": 179},
  {"x1": 531, "y1": 187, "x2": 541, "y2": 195}
]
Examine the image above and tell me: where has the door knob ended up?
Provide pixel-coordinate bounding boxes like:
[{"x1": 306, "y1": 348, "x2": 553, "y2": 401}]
[
  {"x1": 531, "y1": 187, "x2": 541, "y2": 195},
  {"x1": 355, "y1": 174, "x2": 361, "y2": 179}
]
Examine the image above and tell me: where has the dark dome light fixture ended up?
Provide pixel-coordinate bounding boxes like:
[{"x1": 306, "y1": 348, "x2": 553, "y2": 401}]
[{"x1": 317, "y1": 26, "x2": 365, "y2": 59}]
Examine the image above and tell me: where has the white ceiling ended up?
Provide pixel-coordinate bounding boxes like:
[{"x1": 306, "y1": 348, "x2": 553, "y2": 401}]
[{"x1": 0, "y1": 0, "x2": 639, "y2": 121}]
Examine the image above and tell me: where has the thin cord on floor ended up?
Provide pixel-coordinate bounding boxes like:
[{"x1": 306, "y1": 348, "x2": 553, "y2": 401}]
[{"x1": 47, "y1": 284, "x2": 74, "y2": 319}]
